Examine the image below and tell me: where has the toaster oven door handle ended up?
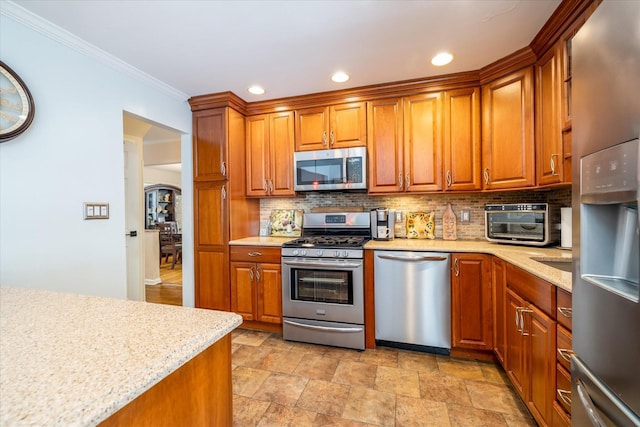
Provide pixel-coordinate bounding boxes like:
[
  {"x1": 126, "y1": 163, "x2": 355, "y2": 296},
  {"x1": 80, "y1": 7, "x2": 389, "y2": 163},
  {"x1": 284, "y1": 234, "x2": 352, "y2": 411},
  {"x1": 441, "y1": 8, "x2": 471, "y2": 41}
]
[
  {"x1": 283, "y1": 320, "x2": 364, "y2": 333},
  {"x1": 282, "y1": 260, "x2": 362, "y2": 269}
]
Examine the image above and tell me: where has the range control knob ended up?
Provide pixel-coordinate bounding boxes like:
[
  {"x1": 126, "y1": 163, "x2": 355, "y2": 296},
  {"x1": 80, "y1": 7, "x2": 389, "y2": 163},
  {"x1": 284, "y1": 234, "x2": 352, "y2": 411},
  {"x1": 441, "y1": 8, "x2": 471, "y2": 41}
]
[
  {"x1": 316, "y1": 250, "x2": 324, "y2": 257},
  {"x1": 334, "y1": 250, "x2": 341, "y2": 257},
  {"x1": 342, "y1": 250, "x2": 349, "y2": 258},
  {"x1": 300, "y1": 250, "x2": 307, "y2": 256},
  {"x1": 292, "y1": 249, "x2": 299, "y2": 256}
]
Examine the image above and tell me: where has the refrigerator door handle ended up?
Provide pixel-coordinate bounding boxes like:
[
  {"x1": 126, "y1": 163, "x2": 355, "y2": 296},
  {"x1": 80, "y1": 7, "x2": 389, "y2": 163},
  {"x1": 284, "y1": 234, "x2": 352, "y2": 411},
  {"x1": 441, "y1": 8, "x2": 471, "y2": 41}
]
[{"x1": 576, "y1": 379, "x2": 607, "y2": 427}]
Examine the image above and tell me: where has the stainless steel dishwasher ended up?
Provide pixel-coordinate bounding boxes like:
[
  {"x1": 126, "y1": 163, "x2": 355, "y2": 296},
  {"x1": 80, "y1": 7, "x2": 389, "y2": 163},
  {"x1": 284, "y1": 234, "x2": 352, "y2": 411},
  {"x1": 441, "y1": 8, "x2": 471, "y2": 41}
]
[{"x1": 374, "y1": 251, "x2": 451, "y2": 355}]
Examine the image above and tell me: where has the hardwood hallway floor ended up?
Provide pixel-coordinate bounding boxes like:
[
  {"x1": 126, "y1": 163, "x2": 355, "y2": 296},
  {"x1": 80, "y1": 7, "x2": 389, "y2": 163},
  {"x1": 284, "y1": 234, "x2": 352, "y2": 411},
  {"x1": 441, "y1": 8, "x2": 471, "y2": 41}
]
[{"x1": 145, "y1": 258, "x2": 182, "y2": 306}]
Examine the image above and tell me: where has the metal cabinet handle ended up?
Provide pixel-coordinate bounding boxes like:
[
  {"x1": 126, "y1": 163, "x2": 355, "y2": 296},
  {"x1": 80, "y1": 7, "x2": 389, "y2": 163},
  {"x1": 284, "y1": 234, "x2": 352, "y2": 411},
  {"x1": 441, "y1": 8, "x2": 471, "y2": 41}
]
[
  {"x1": 269, "y1": 179, "x2": 274, "y2": 193},
  {"x1": 256, "y1": 268, "x2": 261, "y2": 281},
  {"x1": 322, "y1": 130, "x2": 327, "y2": 146},
  {"x1": 483, "y1": 168, "x2": 490, "y2": 185},
  {"x1": 263, "y1": 179, "x2": 268, "y2": 192},
  {"x1": 405, "y1": 173, "x2": 410, "y2": 190},
  {"x1": 520, "y1": 308, "x2": 533, "y2": 336},
  {"x1": 249, "y1": 267, "x2": 254, "y2": 281},
  {"x1": 557, "y1": 348, "x2": 574, "y2": 362},
  {"x1": 551, "y1": 154, "x2": 559, "y2": 176},
  {"x1": 454, "y1": 258, "x2": 460, "y2": 277},
  {"x1": 330, "y1": 129, "x2": 335, "y2": 147},
  {"x1": 557, "y1": 389, "x2": 572, "y2": 406},
  {"x1": 398, "y1": 173, "x2": 403, "y2": 189},
  {"x1": 558, "y1": 307, "x2": 572, "y2": 318},
  {"x1": 221, "y1": 185, "x2": 226, "y2": 200},
  {"x1": 221, "y1": 161, "x2": 226, "y2": 177},
  {"x1": 515, "y1": 307, "x2": 522, "y2": 332},
  {"x1": 446, "y1": 170, "x2": 452, "y2": 187},
  {"x1": 248, "y1": 252, "x2": 263, "y2": 257},
  {"x1": 576, "y1": 380, "x2": 607, "y2": 427}
]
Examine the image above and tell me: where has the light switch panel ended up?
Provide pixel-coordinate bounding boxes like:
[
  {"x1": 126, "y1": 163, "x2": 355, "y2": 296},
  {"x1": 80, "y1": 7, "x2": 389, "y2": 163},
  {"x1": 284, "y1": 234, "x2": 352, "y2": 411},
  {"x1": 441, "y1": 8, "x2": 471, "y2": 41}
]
[{"x1": 84, "y1": 202, "x2": 109, "y2": 220}]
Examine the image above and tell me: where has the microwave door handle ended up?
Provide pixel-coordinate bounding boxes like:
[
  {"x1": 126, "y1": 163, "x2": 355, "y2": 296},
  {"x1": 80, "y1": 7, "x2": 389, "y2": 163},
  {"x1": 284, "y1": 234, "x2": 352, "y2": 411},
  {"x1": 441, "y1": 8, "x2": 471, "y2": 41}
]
[{"x1": 343, "y1": 157, "x2": 348, "y2": 183}]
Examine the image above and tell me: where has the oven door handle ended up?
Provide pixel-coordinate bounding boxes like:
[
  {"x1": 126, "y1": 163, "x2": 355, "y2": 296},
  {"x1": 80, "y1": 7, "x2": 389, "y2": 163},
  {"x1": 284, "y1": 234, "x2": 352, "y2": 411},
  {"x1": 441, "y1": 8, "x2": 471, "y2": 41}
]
[
  {"x1": 282, "y1": 260, "x2": 362, "y2": 269},
  {"x1": 283, "y1": 320, "x2": 364, "y2": 333},
  {"x1": 376, "y1": 254, "x2": 448, "y2": 262}
]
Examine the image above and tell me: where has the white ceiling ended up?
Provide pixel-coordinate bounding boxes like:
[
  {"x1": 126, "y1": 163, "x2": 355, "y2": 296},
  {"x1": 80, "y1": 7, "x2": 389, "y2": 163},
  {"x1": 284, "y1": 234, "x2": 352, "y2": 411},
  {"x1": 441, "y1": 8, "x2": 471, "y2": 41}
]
[{"x1": 11, "y1": 0, "x2": 561, "y2": 102}]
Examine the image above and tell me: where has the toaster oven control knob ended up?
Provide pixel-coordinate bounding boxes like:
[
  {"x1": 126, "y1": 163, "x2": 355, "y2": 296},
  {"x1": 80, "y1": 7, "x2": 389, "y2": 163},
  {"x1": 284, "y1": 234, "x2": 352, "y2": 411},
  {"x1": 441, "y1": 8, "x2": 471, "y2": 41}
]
[
  {"x1": 316, "y1": 250, "x2": 324, "y2": 257},
  {"x1": 292, "y1": 249, "x2": 299, "y2": 256}
]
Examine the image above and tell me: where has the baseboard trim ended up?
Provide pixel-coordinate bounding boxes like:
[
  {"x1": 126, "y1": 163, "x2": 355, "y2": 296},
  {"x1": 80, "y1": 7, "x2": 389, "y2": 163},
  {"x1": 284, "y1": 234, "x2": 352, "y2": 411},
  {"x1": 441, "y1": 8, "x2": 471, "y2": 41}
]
[{"x1": 145, "y1": 278, "x2": 162, "y2": 285}]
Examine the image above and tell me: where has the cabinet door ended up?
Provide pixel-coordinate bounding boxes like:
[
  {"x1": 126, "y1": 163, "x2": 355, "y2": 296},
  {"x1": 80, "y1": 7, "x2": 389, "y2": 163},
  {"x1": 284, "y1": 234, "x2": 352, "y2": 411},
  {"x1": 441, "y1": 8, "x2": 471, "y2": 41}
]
[
  {"x1": 492, "y1": 257, "x2": 507, "y2": 365},
  {"x1": 256, "y1": 262, "x2": 282, "y2": 324},
  {"x1": 194, "y1": 181, "x2": 230, "y2": 311},
  {"x1": 193, "y1": 108, "x2": 227, "y2": 181},
  {"x1": 505, "y1": 288, "x2": 527, "y2": 397},
  {"x1": 451, "y1": 254, "x2": 493, "y2": 350},
  {"x1": 269, "y1": 111, "x2": 295, "y2": 196},
  {"x1": 527, "y1": 305, "x2": 556, "y2": 425},
  {"x1": 295, "y1": 106, "x2": 329, "y2": 151},
  {"x1": 329, "y1": 102, "x2": 366, "y2": 149},
  {"x1": 230, "y1": 262, "x2": 256, "y2": 321},
  {"x1": 403, "y1": 92, "x2": 443, "y2": 192},
  {"x1": 443, "y1": 88, "x2": 482, "y2": 191},
  {"x1": 482, "y1": 68, "x2": 535, "y2": 189},
  {"x1": 367, "y1": 98, "x2": 404, "y2": 194},
  {"x1": 245, "y1": 114, "x2": 269, "y2": 196},
  {"x1": 536, "y1": 44, "x2": 564, "y2": 185}
]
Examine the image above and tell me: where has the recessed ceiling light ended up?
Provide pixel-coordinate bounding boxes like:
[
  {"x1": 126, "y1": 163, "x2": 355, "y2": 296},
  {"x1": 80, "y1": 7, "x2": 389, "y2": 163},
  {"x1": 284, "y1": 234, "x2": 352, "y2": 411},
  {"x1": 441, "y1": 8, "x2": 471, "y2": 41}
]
[
  {"x1": 248, "y1": 85, "x2": 265, "y2": 95},
  {"x1": 431, "y1": 52, "x2": 453, "y2": 66},
  {"x1": 331, "y1": 71, "x2": 350, "y2": 83}
]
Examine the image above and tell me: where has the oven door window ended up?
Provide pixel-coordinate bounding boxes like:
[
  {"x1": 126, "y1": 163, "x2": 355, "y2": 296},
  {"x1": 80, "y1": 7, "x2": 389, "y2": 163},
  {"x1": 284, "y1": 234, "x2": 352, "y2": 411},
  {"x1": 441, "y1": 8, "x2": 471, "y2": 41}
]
[
  {"x1": 296, "y1": 158, "x2": 344, "y2": 186},
  {"x1": 291, "y1": 269, "x2": 353, "y2": 305},
  {"x1": 487, "y1": 212, "x2": 545, "y2": 241}
]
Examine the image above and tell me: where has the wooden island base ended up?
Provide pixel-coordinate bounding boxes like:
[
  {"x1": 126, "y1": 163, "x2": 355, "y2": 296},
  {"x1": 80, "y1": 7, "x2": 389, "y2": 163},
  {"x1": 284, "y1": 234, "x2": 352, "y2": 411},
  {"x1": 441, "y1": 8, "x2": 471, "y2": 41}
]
[{"x1": 100, "y1": 334, "x2": 232, "y2": 426}]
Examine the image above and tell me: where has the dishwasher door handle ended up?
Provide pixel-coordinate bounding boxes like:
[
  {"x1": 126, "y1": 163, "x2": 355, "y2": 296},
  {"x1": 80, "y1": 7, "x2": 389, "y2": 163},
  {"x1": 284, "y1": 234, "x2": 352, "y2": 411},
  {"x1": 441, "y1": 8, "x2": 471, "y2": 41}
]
[{"x1": 376, "y1": 254, "x2": 448, "y2": 262}]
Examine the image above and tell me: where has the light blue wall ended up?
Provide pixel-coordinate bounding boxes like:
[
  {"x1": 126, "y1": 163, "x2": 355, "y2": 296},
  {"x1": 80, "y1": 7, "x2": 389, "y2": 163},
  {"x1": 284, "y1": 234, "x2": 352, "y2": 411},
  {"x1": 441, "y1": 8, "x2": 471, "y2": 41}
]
[{"x1": 0, "y1": 8, "x2": 193, "y2": 301}]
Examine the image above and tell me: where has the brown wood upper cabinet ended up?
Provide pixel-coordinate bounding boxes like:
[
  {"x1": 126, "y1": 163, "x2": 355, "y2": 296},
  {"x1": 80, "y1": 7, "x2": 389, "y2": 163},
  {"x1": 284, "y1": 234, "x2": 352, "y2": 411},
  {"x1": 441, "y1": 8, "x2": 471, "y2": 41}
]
[
  {"x1": 451, "y1": 253, "x2": 493, "y2": 350},
  {"x1": 443, "y1": 87, "x2": 482, "y2": 191},
  {"x1": 481, "y1": 68, "x2": 535, "y2": 190},
  {"x1": 245, "y1": 112, "x2": 295, "y2": 197},
  {"x1": 294, "y1": 102, "x2": 366, "y2": 151},
  {"x1": 535, "y1": 44, "x2": 565, "y2": 186},
  {"x1": 193, "y1": 108, "x2": 229, "y2": 182},
  {"x1": 367, "y1": 93, "x2": 443, "y2": 193}
]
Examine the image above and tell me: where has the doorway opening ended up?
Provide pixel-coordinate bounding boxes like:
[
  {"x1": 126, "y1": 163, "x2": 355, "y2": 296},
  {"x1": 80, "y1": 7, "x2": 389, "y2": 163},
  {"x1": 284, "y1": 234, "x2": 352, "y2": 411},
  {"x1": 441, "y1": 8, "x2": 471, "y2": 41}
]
[{"x1": 123, "y1": 112, "x2": 183, "y2": 306}]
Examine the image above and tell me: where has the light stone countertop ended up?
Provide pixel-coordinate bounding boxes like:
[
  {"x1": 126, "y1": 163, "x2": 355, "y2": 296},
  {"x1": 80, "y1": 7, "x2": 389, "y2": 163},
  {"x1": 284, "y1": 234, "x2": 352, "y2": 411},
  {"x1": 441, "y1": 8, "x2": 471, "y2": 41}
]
[
  {"x1": 0, "y1": 286, "x2": 242, "y2": 426},
  {"x1": 229, "y1": 237, "x2": 573, "y2": 292}
]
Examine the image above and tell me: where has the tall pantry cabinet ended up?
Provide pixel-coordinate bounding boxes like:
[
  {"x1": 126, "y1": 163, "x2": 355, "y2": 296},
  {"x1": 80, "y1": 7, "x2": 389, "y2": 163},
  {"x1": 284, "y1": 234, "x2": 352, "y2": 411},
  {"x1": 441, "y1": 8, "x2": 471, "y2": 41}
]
[{"x1": 191, "y1": 100, "x2": 260, "y2": 311}]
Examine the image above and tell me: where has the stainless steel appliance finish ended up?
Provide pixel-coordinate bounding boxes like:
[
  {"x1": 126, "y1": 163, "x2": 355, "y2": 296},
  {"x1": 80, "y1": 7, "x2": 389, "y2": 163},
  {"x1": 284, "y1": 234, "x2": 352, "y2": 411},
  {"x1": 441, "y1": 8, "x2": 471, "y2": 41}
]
[
  {"x1": 281, "y1": 212, "x2": 370, "y2": 350},
  {"x1": 370, "y1": 208, "x2": 396, "y2": 241},
  {"x1": 293, "y1": 147, "x2": 367, "y2": 192},
  {"x1": 484, "y1": 203, "x2": 557, "y2": 246},
  {"x1": 571, "y1": 2, "x2": 640, "y2": 425},
  {"x1": 373, "y1": 251, "x2": 451, "y2": 355}
]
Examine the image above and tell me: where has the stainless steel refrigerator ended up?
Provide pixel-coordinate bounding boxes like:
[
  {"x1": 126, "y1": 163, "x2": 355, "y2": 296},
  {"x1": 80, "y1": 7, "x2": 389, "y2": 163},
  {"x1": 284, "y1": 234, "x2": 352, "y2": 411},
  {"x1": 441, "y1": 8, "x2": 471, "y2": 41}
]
[{"x1": 571, "y1": 1, "x2": 640, "y2": 425}]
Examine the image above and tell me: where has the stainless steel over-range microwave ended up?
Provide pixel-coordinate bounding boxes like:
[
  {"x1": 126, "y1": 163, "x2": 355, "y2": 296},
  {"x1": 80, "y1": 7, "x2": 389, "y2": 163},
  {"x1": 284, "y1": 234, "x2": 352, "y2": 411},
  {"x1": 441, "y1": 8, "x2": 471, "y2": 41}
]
[
  {"x1": 293, "y1": 147, "x2": 367, "y2": 191},
  {"x1": 485, "y1": 203, "x2": 558, "y2": 246}
]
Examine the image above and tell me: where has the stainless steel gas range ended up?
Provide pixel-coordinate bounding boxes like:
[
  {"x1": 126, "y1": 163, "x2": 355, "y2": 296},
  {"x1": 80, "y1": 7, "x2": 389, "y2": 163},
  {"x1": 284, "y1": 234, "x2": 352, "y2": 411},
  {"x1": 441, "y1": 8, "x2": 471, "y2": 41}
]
[{"x1": 281, "y1": 212, "x2": 370, "y2": 350}]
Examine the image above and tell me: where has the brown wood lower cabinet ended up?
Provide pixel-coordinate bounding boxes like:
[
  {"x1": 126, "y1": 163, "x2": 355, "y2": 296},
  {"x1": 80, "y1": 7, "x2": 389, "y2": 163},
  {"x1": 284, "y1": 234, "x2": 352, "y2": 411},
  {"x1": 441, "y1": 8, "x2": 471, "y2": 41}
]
[
  {"x1": 230, "y1": 246, "x2": 282, "y2": 332},
  {"x1": 504, "y1": 264, "x2": 557, "y2": 427},
  {"x1": 451, "y1": 253, "x2": 493, "y2": 351}
]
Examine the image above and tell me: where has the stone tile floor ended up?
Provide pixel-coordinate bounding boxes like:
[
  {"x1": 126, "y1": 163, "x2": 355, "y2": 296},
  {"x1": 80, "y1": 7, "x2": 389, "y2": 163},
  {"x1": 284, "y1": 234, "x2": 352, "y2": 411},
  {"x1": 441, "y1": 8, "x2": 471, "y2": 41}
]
[{"x1": 231, "y1": 328, "x2": 537, "y2": 426}]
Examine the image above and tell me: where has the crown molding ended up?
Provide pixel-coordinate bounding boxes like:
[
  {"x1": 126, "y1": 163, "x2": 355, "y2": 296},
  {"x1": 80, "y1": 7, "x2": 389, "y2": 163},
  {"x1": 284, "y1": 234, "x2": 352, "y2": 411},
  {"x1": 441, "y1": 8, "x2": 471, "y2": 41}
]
[{"x1": 1, "y1": 1, "x2": 188, "y2": 102}]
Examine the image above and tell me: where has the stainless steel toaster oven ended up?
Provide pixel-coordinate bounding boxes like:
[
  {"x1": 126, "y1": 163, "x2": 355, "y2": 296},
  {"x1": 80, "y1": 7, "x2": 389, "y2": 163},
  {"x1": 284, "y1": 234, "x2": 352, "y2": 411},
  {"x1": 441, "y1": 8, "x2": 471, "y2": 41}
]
[{"x1": 485, "y1": 203, "x2": 558, "y2": 246}]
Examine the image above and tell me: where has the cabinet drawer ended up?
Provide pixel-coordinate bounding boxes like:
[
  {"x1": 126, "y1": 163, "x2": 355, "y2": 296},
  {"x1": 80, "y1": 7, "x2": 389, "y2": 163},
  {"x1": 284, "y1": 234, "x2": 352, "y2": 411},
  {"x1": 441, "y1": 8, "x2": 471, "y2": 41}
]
[
  {"x1": 556, "y1": 364, "x2": 572, "y2": 414},
  {"x1": 556, "y1": 324, "x2": 573, "y2": 372},
  {"x1": 506, "y1": 264, "x2": 556, "y2": 317},
  {"x1": 230, "y1": 246, "x2": 281, "y2": 263},
  {"x1": 552, "y1": 401, "x2": 571, "y2": 427},
  {"x1": 557, "y1": 288, "x2": 572, "y2": 330}
]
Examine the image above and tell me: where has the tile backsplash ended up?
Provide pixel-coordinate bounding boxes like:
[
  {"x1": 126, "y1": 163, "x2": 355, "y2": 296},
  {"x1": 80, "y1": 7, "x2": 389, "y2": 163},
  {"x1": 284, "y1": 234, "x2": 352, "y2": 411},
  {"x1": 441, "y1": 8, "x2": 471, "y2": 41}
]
[{"x1": 260, "y1": 187, "x2": 572, "y2": 240}]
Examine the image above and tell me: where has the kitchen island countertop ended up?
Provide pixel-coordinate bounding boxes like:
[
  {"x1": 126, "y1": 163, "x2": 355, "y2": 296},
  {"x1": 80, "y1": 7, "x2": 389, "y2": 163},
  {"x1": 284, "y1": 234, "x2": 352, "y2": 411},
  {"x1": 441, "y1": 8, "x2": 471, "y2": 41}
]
[{"x1": 0, "y1": 286, "x2": 242, "y2": 426}]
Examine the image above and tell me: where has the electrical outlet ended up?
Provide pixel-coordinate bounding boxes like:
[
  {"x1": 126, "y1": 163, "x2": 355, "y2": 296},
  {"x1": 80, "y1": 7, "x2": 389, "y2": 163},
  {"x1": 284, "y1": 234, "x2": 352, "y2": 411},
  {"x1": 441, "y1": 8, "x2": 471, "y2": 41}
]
[{"x1": 460, "y1": 209, "x2": 471, "y2": 223}]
